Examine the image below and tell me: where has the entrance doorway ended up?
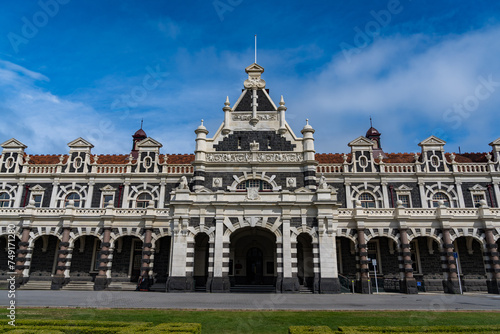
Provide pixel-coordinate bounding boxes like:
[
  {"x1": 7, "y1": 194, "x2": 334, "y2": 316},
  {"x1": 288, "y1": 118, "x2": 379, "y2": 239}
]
[{"x1": 246, "y1": 247, "x2": 263, "y2": 284}]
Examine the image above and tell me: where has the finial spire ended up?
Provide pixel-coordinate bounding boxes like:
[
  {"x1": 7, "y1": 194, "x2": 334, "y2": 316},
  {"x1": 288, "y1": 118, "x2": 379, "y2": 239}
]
[
  {"x1": 279, "y1": 95, "x2": 285, "y2": 106},
  {"x1": 370, "y1": 116, "x2": 372, "y2": 128},
  {"x1": 141, "y1": 119, "x2": 143, "y2": 129},
  {"x1": 225, "y1": 96, "x2": 230, "y2": 106},
  {"x1": 254, "y1": 34, "x2": 257, "y2": 63},
  {"x1": 201, "y1": 119, "x2": 204, "y2": 125},
  {"x1": 306, "y1": 119, "x2": 309, "y2": 125}
]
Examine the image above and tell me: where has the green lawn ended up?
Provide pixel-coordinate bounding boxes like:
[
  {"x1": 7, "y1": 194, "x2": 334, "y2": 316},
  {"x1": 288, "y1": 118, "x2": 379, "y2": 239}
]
[{"x1": 7, "y1": 308, "x2": 500, "y2": 334}]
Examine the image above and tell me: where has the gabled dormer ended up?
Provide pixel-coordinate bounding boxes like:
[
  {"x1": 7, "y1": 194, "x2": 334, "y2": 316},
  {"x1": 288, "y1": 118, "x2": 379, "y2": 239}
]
[
  {"x1": 136, "y1": 137, "x2": 162, "y2": 173},
  {"x1": 418, "y1": 135, "x2": 448, "y2": 172},
  {"x1": 348, "y1": 136, "x2": 375, "y2": 173},
  {"x1": 0, "y1": 138, "x2": 27, "y2": 173},
  {"x1": 489, "y1": 137, "x2": 500, "y2": 162},
  {"x1": 67, "y1": 137, "x2": 93, "y2": 173}
]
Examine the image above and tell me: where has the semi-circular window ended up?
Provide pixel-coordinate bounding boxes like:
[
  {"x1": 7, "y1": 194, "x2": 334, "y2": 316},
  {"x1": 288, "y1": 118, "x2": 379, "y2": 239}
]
[
  {"x1": 236, "y1": 179, "x2": 272, "y2": 192},
  {"x1": 359, "y1": 192, "x2": 376, "y2": 208}
]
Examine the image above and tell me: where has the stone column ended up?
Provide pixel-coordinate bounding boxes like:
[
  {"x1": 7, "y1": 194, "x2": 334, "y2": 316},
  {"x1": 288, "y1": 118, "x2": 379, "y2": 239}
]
[
  {"x1": 15, "y1": 226, "x2": 31, "y2": 287},
  {"x1": 357, "y1": 228, "x2": 370, "y2": 293},
  {"x1": 167, "y1": 217, "x2": 192, "y2": 292},
  {"x1": 206, "y1": 240, "x2": 215, "y2": 292},
  {"x1": 399, "y1": 229, "x2": 417, "y2": 294},
  {"x1": 13, "y1": 182, "x2": 24, "y2": 208},
  {"x1": 281, "y1": 217, "x2": 299, "y2": 292},
  {"x1": 442, "y1": 228, "x2": 460, "y2": 293},
  {"x1": 51, "y1": 226, "x2": 71, "y2": 289},
  {"x1": 317, "y1": 217, "x2": 340, "y2": 293},
  {"x1": 210, "y1": 217, "x2": 229, "y2": 292},
  {"x1": 94, "y1": 227, "x2": 111, "y2": 290},
  {"x1": 485, "y1": 229, "x2": 500, "y2": 294},
  {"x1": 140, "y1": 228, "x2": 153, "y2": 289},
  {"x1": 275, "y1": 240, "x2": 283, "y2": 292}
]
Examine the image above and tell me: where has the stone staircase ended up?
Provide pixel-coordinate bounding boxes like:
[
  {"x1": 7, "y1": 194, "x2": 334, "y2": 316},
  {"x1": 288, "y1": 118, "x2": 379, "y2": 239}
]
[
  {"x1": 62, "y1": 281, "x2": 95, "y2": 291},
  {"x1": 230, "y1": 284, "x2": 275, "y2": 293},
  {"x1": 107, "y1": 282, "x2": 137, "y2": 291},
  {"x1": 19, "y1": 281, "x2": 52, "y2": 290},
  {"x1": 299, "y1": 285, "x2": 313, "y2": 294}
]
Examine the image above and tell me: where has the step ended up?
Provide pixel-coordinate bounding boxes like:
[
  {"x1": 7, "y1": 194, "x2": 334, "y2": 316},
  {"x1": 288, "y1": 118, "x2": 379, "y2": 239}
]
[
  {"x1": 19, "y1": 281, "x2": 52, "y2": 290},
  {"x1": 149, "y1": 282, "x2": 167, "y2": 292},
  {"x1": 107, "y1": 282, "x2": 138, "y2": 291},
  {"x1": 62, "y1": 281, "x2": 95, "y2": 291},
  {"x1": 230, "y1": 285, "x2": 275, "y2": 293}
]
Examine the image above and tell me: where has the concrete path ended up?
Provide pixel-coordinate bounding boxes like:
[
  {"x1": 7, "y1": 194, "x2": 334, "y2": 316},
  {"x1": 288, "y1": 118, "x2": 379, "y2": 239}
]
[{"x1": 2, "y1": 290, "x2": 500, "y2": 311}]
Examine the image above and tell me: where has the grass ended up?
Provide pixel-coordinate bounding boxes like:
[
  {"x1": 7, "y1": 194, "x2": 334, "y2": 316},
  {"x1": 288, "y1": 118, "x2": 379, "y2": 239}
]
[{"x1": 5, "y1": 308, "x2": 500, "y2": 334}]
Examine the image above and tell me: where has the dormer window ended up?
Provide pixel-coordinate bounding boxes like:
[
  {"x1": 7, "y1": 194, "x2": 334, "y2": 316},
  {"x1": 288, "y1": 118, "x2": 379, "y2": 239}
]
[
  {"x1": 5, "y1": 157, "x2": 14, "y2": 169},
  {"x1": 73, "y1": 157, "x2": 82, "y2": 169},
  {"x1": 430, "y1": 155, "x2": 440, "y2": 168}
]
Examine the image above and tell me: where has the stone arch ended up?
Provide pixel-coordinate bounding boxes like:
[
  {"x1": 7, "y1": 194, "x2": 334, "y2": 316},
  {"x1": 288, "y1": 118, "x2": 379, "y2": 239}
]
[
  {"x1": 407, "y1": 227, "x2": 443, "y2": 248},
  {"x1": 187, "y1": 226, "x2": 215, "y2": 243},
  {"x1": 448, "y1": 227, "x2": 485, "y2": 248},
  {"x1": 127, "y1": 184, "x2": 160, "y2": 208},
  {"x1": 364, "y1": 227, "x2": 400, "y2": 246},
  {"x1": 109, "y1": 227, "x2": 144, "y2": 248},
  {"x1": 68, "y1": 227, "x2": 102, "y2": 248},
  {"x1": 28, "y1": 226, "x2": 62, "y2": 248},
  {"x1": 350, "y1": 184, "x2": 384, "y2": 208},
  {"x1": 151, "y1": 227, "x2": 172, "y2": 245},
  {"x1": 55, "y1": 184, "x2": 88, "y2": 208},
  {"x1": 336, "y1": 228, "x2": 358, "y2": 246},
  {"x1": 424, "y1": 183, "x2": 459, "y2": 208},
  {"x1": 223, "y1": 217, "x2": 282, "y2": 241},
  {"x1": 290, "y1": 226, "x2": 318, "y2": 244}
]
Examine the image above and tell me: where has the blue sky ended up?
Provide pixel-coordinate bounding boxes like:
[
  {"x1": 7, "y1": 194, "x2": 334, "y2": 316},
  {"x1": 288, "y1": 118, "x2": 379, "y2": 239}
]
[{"x1": 1, "y1": 0, "x2": 500, "y2": 155}]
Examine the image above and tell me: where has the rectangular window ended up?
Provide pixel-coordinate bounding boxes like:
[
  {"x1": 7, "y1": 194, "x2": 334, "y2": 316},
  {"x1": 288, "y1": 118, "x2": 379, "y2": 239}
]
[
  {"x1": 102, "y1": 194, "x2": 114, "y2": 207},
  {"x1": 398, "y1": 194, "x2": 410, "y2": 208},
  {"x1": 33, "y1": 194, "x2": 43, "y2": 207},
  {"x1": 473, "y1": 194, "x2": 485, "y2": 207}
]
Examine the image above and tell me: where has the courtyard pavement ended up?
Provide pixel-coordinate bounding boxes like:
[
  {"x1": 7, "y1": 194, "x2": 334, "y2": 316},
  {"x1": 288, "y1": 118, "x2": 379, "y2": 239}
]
[{"x1": 2, "y1": 290, "x2": 500, "y2": 311}]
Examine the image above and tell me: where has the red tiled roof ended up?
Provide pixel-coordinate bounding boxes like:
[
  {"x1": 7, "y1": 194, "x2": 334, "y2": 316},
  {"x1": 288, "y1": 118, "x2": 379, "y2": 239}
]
[
  {"x1": 94, "y1": 154, "x2": 130, "y2": 164},
  {"x1": 29, "y1": 155, "x2": 67, "y2": 164},
  {"x1": 315, "y1": 153, "x2": 351, "y2": 163},
  {"x1": 445, "y1": 152, "x2": 490, "y2": 163},
  {"x1": 166, "y1": 154, "x2": 195, "y2": 164},
  {"x1": 383, "y1": 153, "x2": 418, "y2": 163}
]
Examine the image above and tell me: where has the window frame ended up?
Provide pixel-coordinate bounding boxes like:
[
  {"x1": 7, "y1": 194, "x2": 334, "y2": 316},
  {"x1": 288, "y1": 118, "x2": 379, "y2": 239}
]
[
  {"x1": 358, "y1": 192, "x2": 376, "y2": 208},
  {"x1": 0, "y1": 192, "x2": 11, "y2": 208},
  {"x1": 431, "y1": 192, "x2": 451, "y2": 208},
  {"x1": 135, "y1": 192, "x2": 153, "y2": 208},
  {"x1": 65, "y1": 192, "x2": 81, "y2": 207}
]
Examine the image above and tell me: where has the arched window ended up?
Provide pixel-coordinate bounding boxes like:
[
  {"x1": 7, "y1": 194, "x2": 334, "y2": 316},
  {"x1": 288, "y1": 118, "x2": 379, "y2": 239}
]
[
  {"x1": 359, "y1": 192, "x2": 376, "y2": 208},
  {"x1": 65, "y1": 192, "x2": 81, "y2": 207},
  {"x1": 235, "y1": 179, "x2": 272, "y2": 192},
  {"x1": 0, "y1": 192, "x2": 11, "y2": 207},
  {"x1": 136, "y1": 192, "x2": 152, "y2": 208},
  {"x1": 432, "y1": 192, "x2": 450, "y2": 207}
]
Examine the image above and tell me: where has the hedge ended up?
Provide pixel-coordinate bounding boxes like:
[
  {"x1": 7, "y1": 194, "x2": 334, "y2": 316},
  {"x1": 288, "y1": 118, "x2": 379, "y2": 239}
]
[
  {"x1": 338, "y1": 325, "x2": 500, "y2": 333},
  {"x1": 289, "y1": 326, "x2": 335, "y2": 333},
  {"x1": 0, "y1": 321, "x2": 201, "y2": 334}
]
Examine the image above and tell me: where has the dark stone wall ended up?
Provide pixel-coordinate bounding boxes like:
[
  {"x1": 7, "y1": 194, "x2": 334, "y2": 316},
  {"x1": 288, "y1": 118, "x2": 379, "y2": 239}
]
[
  {"x1": 455, "y1": 237, "x2": 485, "y2": 277},
  {"x1": 111, "y1": 236, "x2": 142, "y2": 279},
  {"x1": 153, "y1": 236, "x2": 171, "y2": 283},
  {"x1": 30, "y1": 236, "x2": 59, "y2": 278},
  {"x1": 1, "y1": 152, "x2": 17, "y2": 173},
  {"x1": 213, "y1": 131, "x2": 295, "y2": 152},
  {"x1": 69, "y1": 236, "x2": 99, "y2": 279},
  {"x1": 91, "y1": 183, "x2": 121, "y2": 208},
  {"x1": 414, "y1": 237, "x2": 442, "y2": 277},
  {"x1": 387, "y1": 182, "x2": 421, "y2": 208},
  {"x1": 372, "y1": 237, "x2": 399, "y2": 276},
  {"x1": 461, "y1": 182, "x2": 494, "y2": 208},
  {"x1": 0, "y1": 236, "x2": 19, "y2": 276},
  {"x1": 234, "y1": 89, "x2": 276, "y2": 111},
  {"x1": 338, "y1": 237, "x2": 356, "y2": 277}
]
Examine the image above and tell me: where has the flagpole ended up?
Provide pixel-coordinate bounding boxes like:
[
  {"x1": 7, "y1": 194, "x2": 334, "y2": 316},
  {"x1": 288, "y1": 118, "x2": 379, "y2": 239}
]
[{"x1": 255, "y1": 34, "x2": 257, "y2": 63}]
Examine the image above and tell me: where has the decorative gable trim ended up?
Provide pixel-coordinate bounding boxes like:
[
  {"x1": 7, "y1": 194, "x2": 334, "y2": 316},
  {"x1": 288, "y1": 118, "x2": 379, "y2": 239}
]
[
  {"x1": 418, "y1": 135, "x2": 446, "y2": 147},
  {"x1": 67, "y1": 137, "x2": 94, "y2": 151},
  {"x1": 1, "y1": 138, "x2": 27, "y2": 150},
  {"x1": 136, "y1": 137, "x2": 163, "y2": 150},
  {"x1": 348, "y1": 136, "x2": 375, "y2": 147}
]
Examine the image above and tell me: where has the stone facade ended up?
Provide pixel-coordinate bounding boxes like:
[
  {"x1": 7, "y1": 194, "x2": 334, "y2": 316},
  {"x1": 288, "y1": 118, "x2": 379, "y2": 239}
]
[{"x1": 0, "y1": 63, "x2": 500, "y2": 294}]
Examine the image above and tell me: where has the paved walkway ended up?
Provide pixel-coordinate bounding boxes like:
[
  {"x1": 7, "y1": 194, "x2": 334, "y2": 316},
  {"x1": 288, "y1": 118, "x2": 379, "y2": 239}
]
[{"x1": 2, "y1": 291, "x2": 500, "y2": 311}]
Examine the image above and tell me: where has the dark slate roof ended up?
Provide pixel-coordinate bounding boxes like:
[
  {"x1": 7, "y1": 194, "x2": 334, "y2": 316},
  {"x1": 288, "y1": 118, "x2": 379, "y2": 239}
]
[{"x1": 234, "y1": 89, "x2": 276, "y2": 111}]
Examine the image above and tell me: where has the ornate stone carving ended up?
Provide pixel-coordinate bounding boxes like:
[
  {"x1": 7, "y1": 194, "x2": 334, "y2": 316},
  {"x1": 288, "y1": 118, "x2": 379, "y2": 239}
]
[
  {"x1": 206, "y1": 153, "x2": 251, "y2": 163},
  {"x1": 232, "y1": 114, "x2": 277, "y2": 121},
  {"x1": 246, "y1": 188, "x2": 261, "y2": 201},
  {"x1": 257, "y1": 153, "x2": 303, "y2": 163}
]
